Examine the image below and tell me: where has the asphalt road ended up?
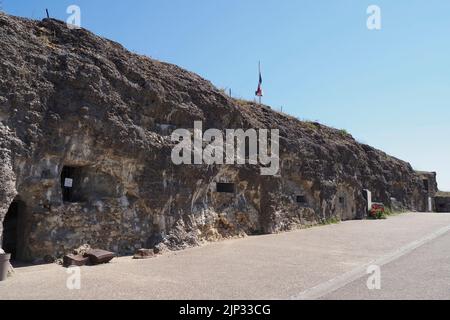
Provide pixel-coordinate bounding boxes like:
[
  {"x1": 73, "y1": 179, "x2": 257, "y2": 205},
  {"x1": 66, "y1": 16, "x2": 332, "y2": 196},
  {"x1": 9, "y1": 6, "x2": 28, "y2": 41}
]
[
  {"x1": 323, "y1": 226, "x2": 450, "y2": 300},
  {"x1": 1, "y1": 212, "x2": 450, "y2": 300}
]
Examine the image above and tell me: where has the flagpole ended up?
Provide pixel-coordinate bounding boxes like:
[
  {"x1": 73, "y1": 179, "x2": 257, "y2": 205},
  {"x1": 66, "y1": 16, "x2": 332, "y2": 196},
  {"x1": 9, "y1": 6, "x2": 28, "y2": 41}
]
[
  {"x1": 258, "y1": 61, "x2": 262, "y2": 105},
  {"x1": 255, "y1": 60, "x2": 263, "y2": 106}
]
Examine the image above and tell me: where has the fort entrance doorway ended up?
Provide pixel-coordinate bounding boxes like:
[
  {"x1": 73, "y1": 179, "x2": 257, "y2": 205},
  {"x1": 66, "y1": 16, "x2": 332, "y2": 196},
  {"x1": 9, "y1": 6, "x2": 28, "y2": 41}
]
[{"x1": 2, "y1": 198, "x2": 28, "y2": 261}]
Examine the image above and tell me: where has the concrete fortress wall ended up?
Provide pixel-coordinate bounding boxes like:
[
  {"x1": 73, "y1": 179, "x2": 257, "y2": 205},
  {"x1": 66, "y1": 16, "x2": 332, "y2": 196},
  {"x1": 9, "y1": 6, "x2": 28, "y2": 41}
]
[
  {"x1": 435, "y1": 192, "x2": 450, "y2": 213},
  {"x1": 0, "y1": 13, "x2": 433, "y2": 262}
]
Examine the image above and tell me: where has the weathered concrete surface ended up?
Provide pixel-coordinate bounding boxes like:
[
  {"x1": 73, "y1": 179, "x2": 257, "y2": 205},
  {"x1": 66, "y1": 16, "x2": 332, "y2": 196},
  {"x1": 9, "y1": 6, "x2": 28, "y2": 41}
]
[
  {"x1": 0, "y1": 12, "x2": 431, "y2": 261},
  {"x1": 0, "y1": 124, "x2": 19, "y2": 245},
  {"x1": 1, "y1": 213, "x2": 449, "y2": 300}
]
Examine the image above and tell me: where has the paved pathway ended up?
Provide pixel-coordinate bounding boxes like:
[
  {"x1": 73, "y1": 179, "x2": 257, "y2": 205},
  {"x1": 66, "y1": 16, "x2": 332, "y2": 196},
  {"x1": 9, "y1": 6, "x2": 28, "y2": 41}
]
[{"x1": 1, "y1": 212, "x2": 449, "y2": 300}]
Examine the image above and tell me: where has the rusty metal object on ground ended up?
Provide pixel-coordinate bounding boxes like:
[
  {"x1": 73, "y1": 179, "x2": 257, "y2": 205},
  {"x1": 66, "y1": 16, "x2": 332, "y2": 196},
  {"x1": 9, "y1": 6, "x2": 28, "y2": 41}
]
[
  {"x1": 85, "y1": 249, "x2": 115, "y2": 265},
  {"x1": 63, "y1": 254, "x2": 89, "y2": 267}
]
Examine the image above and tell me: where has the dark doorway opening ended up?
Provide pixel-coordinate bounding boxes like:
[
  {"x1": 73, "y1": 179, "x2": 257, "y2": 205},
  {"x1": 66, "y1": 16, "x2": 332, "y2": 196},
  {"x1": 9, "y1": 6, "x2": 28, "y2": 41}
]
[
  {"x1": 216, "y1": 183, "x2": 235, "y2": 193},
  {"x1": 339, "y1": 196, "x2": 346, "y2": 208},
  {"x1": 2, "y1": 200, "x2": 26, "y2": 261},
  {"x1": 61, "y1": 166, "x2": 85, "y2": 202},
  {"x1": 423, "y1": 179, "x2": 429, "y2": 192}
]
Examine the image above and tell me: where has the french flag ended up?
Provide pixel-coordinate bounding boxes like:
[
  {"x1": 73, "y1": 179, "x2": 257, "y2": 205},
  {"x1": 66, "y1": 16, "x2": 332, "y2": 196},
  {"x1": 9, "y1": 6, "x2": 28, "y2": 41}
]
[{"x1": 255, "y1": 62, "x2": 263, "y2": 97}]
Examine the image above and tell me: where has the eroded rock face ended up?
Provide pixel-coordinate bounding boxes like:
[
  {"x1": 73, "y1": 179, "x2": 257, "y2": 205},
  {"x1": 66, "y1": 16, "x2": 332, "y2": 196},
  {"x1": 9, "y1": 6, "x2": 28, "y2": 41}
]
[
  {"x1": 0, "y1": 124, "x2": 19, "y2": 243},
  {"x1": 0, "y1": 13, "x2": 429, "y2": 261}
]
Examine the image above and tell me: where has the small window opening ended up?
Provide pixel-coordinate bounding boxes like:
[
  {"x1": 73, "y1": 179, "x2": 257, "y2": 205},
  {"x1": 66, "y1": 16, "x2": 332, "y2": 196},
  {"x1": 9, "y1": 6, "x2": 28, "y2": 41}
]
[
  {"x1": 61, "y1": 166, "x2": 85, "y2": 203},
  {"x1": 216, "y1": 183, "x2": 235, "y2": 193},
  {"x1": 296, "y1": 195, "x2": 307, "y2": 204},
  {"x1": 339, "y1": 197, "x2": 346, "y2": 207}
]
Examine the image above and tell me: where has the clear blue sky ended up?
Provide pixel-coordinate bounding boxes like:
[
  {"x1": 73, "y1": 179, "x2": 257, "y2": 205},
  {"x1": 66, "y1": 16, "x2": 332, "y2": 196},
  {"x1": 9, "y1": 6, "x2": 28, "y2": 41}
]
[{"x1": 4, "y1": 0, "x2": 450, "y2": 190}]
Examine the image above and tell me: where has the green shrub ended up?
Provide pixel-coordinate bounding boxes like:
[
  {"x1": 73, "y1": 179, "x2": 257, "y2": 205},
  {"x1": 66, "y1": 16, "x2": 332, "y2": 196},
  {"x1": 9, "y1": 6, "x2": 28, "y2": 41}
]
[{"x1": 321, "y1": 216, "x2": 341, "y2": 225}]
